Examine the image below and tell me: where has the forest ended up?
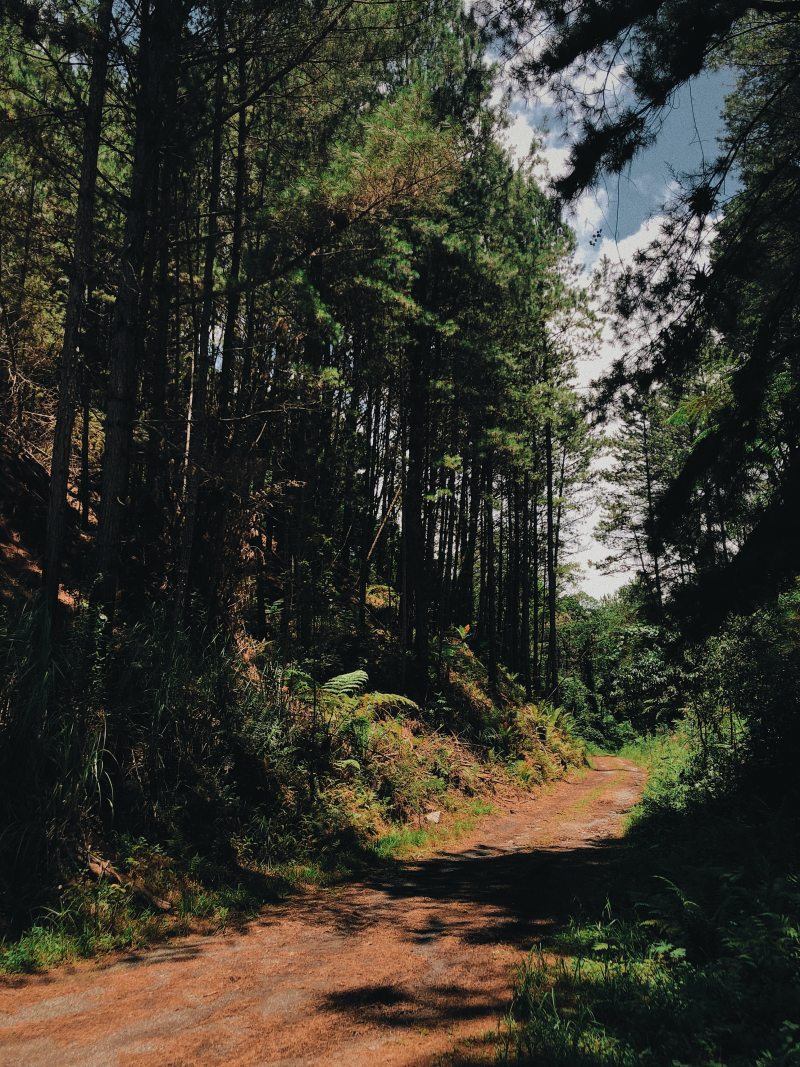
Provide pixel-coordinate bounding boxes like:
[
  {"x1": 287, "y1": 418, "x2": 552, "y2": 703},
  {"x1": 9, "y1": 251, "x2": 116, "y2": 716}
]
[{"x1": 0, "y1": 1, "x2": 799, "y2": 1064}]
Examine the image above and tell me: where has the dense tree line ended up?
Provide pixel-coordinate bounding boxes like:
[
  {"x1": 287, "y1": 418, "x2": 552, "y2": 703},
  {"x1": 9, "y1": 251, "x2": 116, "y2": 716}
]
[
  {"x1": 0, "y1": 0, "x2": 593, "y2": 700},
  {"x1": 496, "y1": 0, "x2": 800, "y2": 775},
  {"x1": 0, "y1": 0, "x2": 604, "y2": 915},
  {"x1": 4, "y1": 0, "x2": 800, "y2": 935},
  {"x1": 483, "y1": 0, "x2": 800, "y2": 622},
  {"x1": 4, "y1": 1, "x2": 800, "y2": 1055}
]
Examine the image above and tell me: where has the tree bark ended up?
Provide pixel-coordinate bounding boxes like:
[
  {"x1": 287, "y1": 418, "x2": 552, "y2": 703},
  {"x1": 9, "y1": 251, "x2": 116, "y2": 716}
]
[
  {"x1": 545, "y1": 419, "x2": 559, "y2": 702},
  {"x1": 484, "y1": 464, "x2": 498, "y2": 695},
  {"x1": 532, "y1": 484, "x2": 540, "y2": 696},
  {"x1": 641, "y1": 411, "x2": 664, "y2": 614},
  {"x1": 403, "y1": 329, "x2": 429, "y2": 672},
  {"x1": 95, "y1": 0, "x2": 182, "y2": 613},
  {"x1": 43, "y1": 0, "x2": 113, "y2": 610},
  {"x1": 175, "y1": 15, "x2": 226, "y2": 613},
  {"x1": 521, "y1": 470, "x2": 532, "y2": 700},
  {"x1": 218, "y1": 41, "x2": 248, "y2": 425}
]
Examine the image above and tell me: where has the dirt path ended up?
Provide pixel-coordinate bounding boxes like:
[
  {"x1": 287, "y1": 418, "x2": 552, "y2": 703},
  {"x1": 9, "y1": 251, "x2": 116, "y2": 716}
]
[{"x1": 0, "y1": 756, "x2": 646, "y2": 1067}]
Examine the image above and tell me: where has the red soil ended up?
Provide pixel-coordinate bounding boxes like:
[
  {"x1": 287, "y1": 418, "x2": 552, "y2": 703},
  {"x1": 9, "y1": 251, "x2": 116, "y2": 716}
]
[{"x1": 0, "y1": 756, "x2": 646, "y2": 1067}]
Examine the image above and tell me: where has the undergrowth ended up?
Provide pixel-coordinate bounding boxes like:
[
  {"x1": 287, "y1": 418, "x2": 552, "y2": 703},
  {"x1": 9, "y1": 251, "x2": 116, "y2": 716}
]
[
  {"x1": 0, "y1": 797, "x2": 498, "y2": 975},
  {"x1": 501, "y1": 731, "x2": 800, "y2": 1066},
  {"x1": 0, "y1": 602, "x2": 583, "y2": 973}
]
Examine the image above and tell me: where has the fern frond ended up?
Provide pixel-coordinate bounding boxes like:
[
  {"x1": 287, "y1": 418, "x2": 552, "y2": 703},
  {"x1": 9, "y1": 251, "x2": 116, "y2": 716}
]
[
  {"x1": 360, "y1": 692, "x2": 419, "y2": 717},
  {"x1": 283, "y1": 665, "x2": 315, "y2": 697},
  {"x1": 322, "y1": 669, "x2": 369, "y2": 697}
]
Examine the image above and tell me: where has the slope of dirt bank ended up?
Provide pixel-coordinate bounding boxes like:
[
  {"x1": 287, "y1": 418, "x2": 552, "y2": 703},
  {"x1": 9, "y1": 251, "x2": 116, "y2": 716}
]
[{"x1": 0, "y1": 756, "x2": 646, "y2": 1067}]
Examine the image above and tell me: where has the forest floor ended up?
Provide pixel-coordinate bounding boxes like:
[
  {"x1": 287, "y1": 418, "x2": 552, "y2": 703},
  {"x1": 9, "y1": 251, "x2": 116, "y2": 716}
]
[{"x1": 0, "y1": 756, "x2": 646, "y2": 1067}]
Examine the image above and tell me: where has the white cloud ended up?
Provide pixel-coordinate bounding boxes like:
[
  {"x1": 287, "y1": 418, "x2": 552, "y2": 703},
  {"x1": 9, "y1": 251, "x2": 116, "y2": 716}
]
[
  {"x1": 573, "y1": 552, "x2": 630, "y2": 599},
  {"x1": 569, "y1": 190, "x2": 611, "y2": 267},
  {"x1": 593, "y1": 213, "x2": 667, "y2": 269},
  {"x1": 501, "y1": 106, "x2": 573, "y2": 180},
  {"x1": 495, "y1": 102, "x2": 672, "y2": 600},
  {"x1": 502, "y1": 112, "x2": 536, "y2": 163},
  {"x1": 532, "y1": 143, "x2": 571, "y2": 184},
  {"x1": 570, "y1": 213, "x2": 670, "y2": 598}
]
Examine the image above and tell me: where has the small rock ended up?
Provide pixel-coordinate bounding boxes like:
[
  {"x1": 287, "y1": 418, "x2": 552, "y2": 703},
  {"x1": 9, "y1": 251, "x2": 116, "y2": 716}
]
[{"x1": 424, "y1": 810, "x2": 441, "y2": 824}]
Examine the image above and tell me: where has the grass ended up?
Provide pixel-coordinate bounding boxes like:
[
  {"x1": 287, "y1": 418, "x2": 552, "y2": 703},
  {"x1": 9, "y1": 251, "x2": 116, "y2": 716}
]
[
  {"x1": 500, "y1": 732, "x2": 800, "y2": 1067},
  {"x1": 0, "y1": 870, "x2": 275, "y2": 975},
  {"x1": 0, "y1": 795, "x2": 499, "y2": 975},
  {"x1": 369, "y1": 798, "x2": 496, "y2": 859},
  {"x1": 617, "y1": 732, "x2": 686, "y2": 776},
  {"x1": 0, "y1": 605, "x2": 584, "y2": 976}
]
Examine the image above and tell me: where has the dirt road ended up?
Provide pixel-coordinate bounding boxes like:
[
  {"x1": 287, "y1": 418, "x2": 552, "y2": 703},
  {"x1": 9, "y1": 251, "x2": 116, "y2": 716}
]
[{"x1": 0, "y1": 756, "x2": 646, "y2": 1067}]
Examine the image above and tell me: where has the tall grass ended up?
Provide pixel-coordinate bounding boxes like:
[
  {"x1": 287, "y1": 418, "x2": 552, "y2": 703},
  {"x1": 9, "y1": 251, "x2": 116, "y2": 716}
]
[
  {"x1": 0, "y1": 604, "x2": 112, "y2": 912},
  {"x1": 0, "y1": 601, "x2": 300, "y2": 918}
]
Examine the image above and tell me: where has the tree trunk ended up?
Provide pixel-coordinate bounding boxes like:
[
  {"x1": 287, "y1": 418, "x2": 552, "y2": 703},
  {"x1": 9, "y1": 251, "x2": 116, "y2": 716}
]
[
  {"x1": 532, "y1": 486, "x2": 540, "y2": 696},
  {"x1": 95, "y1": 0, "x2": 182, "y2": 613},
  {"x1": 218, "y1": 40, "x2": 248, "y2": 424},
  {"x1": 641, "y1": 412, "x2": 664, "y2": 614},
  {"x1": 521, "y1": 470, "x2": 532, "y2": 700},
  {"x1": 175, "y1": 18, "x2": 226, "y2": 613},
  {"x1": 403, "y1": 330, "x2": 429, "y2": 672},
  {"x1": 545, "y1": 419, "x2": 558, "y2": 702},
  {"x1": 484, "y1": 464, "x2": 498, "y2": 695},
  {"x1": 459, "y1": 437, "x2": 482, "y2": 625},
  {"x1": 43, "y1": 0, "x2": 113, "y2": 610},
  {"x1": 79, "y1": 370, "x2": 91, "y2": 531}
]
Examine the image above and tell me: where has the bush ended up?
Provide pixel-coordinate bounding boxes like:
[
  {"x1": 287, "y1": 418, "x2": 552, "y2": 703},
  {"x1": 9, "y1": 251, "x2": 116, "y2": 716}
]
[{"x1": 0, "y1": 602, "x2": 303, "y2": 913}]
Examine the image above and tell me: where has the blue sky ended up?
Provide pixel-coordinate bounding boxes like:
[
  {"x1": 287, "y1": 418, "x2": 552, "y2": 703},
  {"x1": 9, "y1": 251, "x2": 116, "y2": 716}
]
[
  {"x1": 503, "y1": 69, "x2": 733, "y2": 596},
  {"x1": 505, "y1": 68, "x2": 732, "y2": 254},
  {"x1": 570, "y1": 71, "x2": 731, "y2": 244}
]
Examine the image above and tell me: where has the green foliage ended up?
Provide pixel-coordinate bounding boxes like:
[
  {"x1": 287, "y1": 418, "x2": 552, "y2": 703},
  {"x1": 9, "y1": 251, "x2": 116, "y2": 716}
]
[
  {"x1": 503, "y1": 733, "x2": 800, "y2": 1067},
  {"x1": 0, "y1": 0, "x2": 600, "y2": 945},
  {"x1": 0, "y1": 842, "x2": 272, "y2": 975},
  {"x1": 685, "y1": 586, "x2": 800, "y2": 785},
  {"x1": 360, "y1": 692, "x2": 420, "y2": 718},
  {"x1": 557, "y1": 592, "x2": 680, "y2": 747},
  {"x1": 0, "y1": 597, "x2": 585, "y2": 964},
  {"x1": 322, "y1": 670, "x2": 370, "y2": 698}
]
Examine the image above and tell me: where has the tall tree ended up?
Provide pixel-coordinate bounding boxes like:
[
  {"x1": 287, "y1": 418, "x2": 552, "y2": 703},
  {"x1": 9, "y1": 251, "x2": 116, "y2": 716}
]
[{"x1": 44, "y1": 0, "x2": 114, "y2": 611}]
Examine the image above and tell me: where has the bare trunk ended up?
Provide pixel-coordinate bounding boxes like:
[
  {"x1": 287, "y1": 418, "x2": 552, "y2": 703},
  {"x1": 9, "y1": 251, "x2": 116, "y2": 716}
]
[
  {"x1": 522, "y1": 472, "x2": 531, "y2": 700},
  {"x1": 175, "y1": 19, "x2": 226, "y2": 613},
  {"x1": 218, "y1": 42, "x2": 248, "y2": 424},
  {"x1": 43, "y1": 0, "x2": 113, "y2": 610},
  {"x1": 641, "y1": 413, "x2": 664, "y2": 614},
  {"x1": 95, "y1": 0, "x2": 182, "y2": 612},
  {"x1": 485, "y1": 464, "x2": 498, "y2": 695},
  {"x1": 545, "y1": 420, "x2": 558, "y2": 702}
]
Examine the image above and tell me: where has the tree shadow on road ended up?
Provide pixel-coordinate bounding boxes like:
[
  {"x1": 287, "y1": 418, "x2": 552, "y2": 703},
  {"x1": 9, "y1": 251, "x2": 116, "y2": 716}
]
[{"x1": 302, "y1": 831, "x2": 636, "y2": 1059}]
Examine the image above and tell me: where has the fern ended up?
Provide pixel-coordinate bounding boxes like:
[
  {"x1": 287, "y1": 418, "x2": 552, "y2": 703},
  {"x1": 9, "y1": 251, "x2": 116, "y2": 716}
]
[
  {"x1": 282, "y1": 665, "x2": 315, "y2": 698},
  {"x1": 360, "y1": 692, "x2": 419, "y2": 717},
  {"x1": 322, "y1": 669, "x2": 369, "y2": 697}
]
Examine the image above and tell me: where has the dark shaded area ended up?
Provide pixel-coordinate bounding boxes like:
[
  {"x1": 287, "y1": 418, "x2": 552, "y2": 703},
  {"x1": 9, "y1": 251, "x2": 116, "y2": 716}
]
[
  {"x1": 322, "y1": 980, "x2": 505, "y2": 1030},
  {"x1": 0, "y1": 442, "x2": 83, "y2": 605},
  {"x1": 0, "y1": 763, "x2": 647, "y2": 1067},
  {"x1": 370, "y1": 838, "x2": 624, "y2": 931},
  {"x1": 497, "y1": 780, "x2": 800, "y2": 1067},
  {"x1": 300, "y1": 812, "x2": 638, "y2": 1059},
  {"x1": 0, "y1": 442, "x2": 51, "y2": 556},
  {"x1": 108, "y1": 941, "x2": 206, "y2": 969}
]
